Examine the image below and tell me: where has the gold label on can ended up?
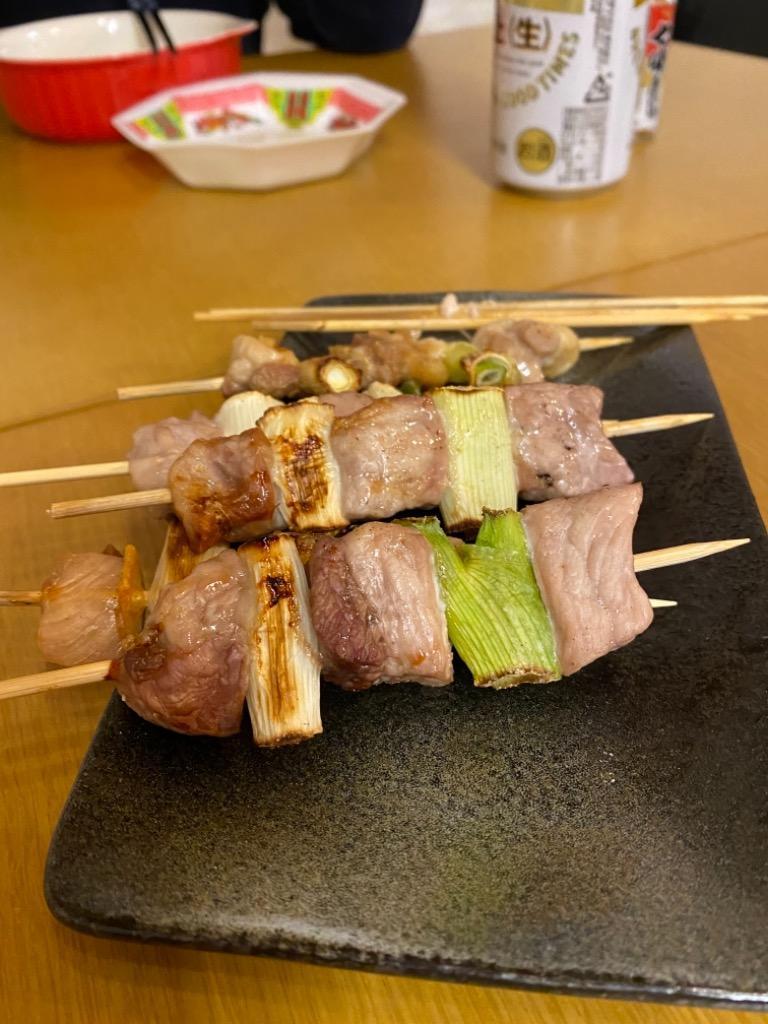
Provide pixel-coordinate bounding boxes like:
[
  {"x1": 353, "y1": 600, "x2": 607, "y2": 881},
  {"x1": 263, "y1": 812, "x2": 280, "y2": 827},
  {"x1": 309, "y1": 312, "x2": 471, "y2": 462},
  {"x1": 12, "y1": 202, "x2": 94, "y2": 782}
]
[
  {"x1": 516, "y1": 128, "x2": 556, "y2": 172},
  {"x1": 502, "y1": 0, "x2": 585, "y2": 13}
]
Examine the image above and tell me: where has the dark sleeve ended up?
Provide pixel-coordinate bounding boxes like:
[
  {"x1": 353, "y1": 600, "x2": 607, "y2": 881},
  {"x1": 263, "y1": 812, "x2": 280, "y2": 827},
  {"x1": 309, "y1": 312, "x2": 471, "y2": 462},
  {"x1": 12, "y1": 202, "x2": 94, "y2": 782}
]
[{"x1": 275, "y1": 0, "x2": 424, "y2": 53}]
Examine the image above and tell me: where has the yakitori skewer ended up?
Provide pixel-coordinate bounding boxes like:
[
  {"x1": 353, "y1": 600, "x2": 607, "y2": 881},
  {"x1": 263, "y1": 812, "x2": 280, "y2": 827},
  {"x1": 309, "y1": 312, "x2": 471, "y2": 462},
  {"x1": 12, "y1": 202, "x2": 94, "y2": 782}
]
[
  {"x1": 193, "y1": 293, "x2": 768, "y2": 324},
  {"x1": 0, "y1": 411, "x2": 714, "y2": 489},
  {"x1": 0, "y1": 490, "x2": 749, "y2": 749},
  {"x1": 118, "y1": 318, "x2": 638, "y2": 408},
  {"x1": 45, "y1": 384, "x2": 713, "y2": 552}
]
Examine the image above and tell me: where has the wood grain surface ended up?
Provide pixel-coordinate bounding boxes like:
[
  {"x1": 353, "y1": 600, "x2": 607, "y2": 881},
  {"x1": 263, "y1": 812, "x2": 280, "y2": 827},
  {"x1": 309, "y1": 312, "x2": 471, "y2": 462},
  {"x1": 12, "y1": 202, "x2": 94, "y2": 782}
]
[{"x1": 1, "y1": 27, "x2": 767, "y2": 1024}]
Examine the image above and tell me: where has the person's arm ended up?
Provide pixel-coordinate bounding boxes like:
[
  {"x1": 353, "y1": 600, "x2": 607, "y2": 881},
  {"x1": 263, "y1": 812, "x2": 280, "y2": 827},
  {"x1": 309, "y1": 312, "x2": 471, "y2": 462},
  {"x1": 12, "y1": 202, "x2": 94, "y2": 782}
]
[{"x1": 275, "y1": 0, "x2": 424, "y2": 53}]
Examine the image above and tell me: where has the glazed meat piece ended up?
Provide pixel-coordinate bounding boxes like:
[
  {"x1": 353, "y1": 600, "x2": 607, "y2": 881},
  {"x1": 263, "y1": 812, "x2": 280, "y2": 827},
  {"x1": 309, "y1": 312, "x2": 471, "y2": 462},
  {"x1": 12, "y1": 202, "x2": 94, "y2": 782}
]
[
  {"x1": 309, "y1": 522, "x2": 452, "y2": 689},
  {"x1": 38, "y1": 552, "x2": 124, "y2": 666},
  {"x1": 119, "y1": 550, "x2": 253, "y2": 736},
  {"x1": 330, "y1": 332, "x2": 449, "y2": 389},
  {"x1": 222, "y1": 335, "x2": 301, "y2": 399},
  {"x1": 313, "y1": 392, "x2": 373, "y2": 418},
  {"x1": 522, "y1": 484, "x2": 653, "y2": 676},
  {"x1": 169, "y1": 427, "x2": 278, "y2": 552},
  {"x1": 127, "y1": 411, "x2": 221, "y2": 490},
  {"x1": 330, "y1": 330, "x2": 417, "y2": 387},
  {"x1": 505, "y1": 383, "x2": 634, "y2": 501},
  {"x1": 330, "y1": 395, "x2": 448, "y2": 520},
  {"x1": 474, "y1": 320, "x2": 571, "y2": 381}
]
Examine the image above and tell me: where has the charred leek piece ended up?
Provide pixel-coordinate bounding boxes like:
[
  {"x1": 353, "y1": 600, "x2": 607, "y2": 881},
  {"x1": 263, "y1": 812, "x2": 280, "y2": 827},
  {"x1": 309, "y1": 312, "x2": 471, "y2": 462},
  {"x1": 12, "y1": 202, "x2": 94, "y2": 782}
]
[
  {"x1": 411, "y1": 513, "x2": 560, "y2": 688},
  {"x1": 431, "y1": 387, "x2": 517, "y2": 533},
  {"x1": 260, "y1": 402, "x2": 348, "y2": 532},
  {"x1": 146, "y1": 518, "x2": 229, "y2": 610},
  {"x1": 298, "y1": 356, "x2": 361, "y2": 395},
  {"x1": 215, "y1": 390, "x2": 283, "y2": 435},
  {"x1": 239, "y1": 535, "x2": 322, "y2": 747}
]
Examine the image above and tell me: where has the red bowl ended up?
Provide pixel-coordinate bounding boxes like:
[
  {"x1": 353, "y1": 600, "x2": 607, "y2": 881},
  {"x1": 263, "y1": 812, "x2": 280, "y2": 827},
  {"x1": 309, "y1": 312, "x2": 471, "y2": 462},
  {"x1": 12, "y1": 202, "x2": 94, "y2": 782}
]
[{"x1": 0, "y1": 10, "x2": 256, "y2": 142}]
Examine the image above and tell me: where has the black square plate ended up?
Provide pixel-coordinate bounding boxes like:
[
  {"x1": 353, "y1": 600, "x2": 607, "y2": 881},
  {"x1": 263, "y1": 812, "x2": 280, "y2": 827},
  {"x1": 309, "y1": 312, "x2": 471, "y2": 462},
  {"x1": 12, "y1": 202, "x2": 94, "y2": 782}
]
[{"x1": 45, "y1": 293, "x2": 768, "y2": 1009}]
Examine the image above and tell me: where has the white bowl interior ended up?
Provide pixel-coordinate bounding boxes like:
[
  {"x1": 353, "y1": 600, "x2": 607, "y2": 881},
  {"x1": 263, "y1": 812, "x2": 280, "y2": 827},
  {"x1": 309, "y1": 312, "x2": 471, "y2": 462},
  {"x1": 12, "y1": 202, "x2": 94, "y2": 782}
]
[{"x1": 0, "y1": 9, "x2": 253, "y2": 62}]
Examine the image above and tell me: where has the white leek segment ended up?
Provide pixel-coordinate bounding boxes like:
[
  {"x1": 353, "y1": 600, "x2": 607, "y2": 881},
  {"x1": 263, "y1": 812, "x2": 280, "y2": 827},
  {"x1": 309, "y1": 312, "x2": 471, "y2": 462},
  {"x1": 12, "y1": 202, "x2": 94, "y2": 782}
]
[
  {"x1": 364, "y1": 381, "x2": 402, "y2": 399},
  {"x1": 260, "y1": 402, "x2": 348, "y2": 532},
  {"x1": 214, "y1": 390, "x2": 283, "y2": 436},
  {"x1": 410, "y1": 511, "x2": 560, "y2": 688},
  {"x1": 239, "y1": 535, "x2": 322, "y2": 747},
  {"x1": 147, "y1": 518, "x2": 229, "y2": 610},
  {"x1": 431, "y1": 387, "x2": 518, "y2": 533}
]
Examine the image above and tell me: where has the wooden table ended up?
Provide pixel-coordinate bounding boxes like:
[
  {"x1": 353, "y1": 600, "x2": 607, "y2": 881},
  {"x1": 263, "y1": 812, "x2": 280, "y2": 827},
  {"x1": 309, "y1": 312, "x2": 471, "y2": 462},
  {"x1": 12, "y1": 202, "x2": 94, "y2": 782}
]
[{"x1": 1, "y1": 27, "x2": 767, "y2": 1024}]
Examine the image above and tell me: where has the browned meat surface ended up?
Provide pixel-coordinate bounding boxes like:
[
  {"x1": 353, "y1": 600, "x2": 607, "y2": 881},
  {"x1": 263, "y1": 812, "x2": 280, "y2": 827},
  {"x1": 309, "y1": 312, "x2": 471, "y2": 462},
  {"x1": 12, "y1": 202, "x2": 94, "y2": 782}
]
[
  {"x1": 38, "y1": 552, "x2": 124, "y2": 666},
  {"x1": 330, "y1": 395, "x2": 448, "y2": 520},
  {"x1": 127, "y1": 411, "x2": 221, "y2": 490},
  {"x1": 505, "y1": 383, "x2": 634, "y2": 501},
  {"x1": 169, "y1": 427, "x2": 278, "y2": 552},
  {"x1": 473, "y1": 320, "x2": 565, "y2": 381},
  {"x1": 222, "y1": 335, "x2": 301, "y2": 398},
  {"x1": 309, "y1": 522, "x2": 452, "y2": 689},
  {"x1": 522, "y1": 484, "x2": 653, "y2": 676},
  {"x1": 119, "y1": 550, "x2": 253, "y2": 736},
  {"x1": 330, "y1": 331, "x2": 416, "y2": 387},
  {"x1": 313, "y1": 392, "x2": 373, "y2": 417},
  {"x1": 330, "y1": 332, "x2": 448, "y2": 389}
]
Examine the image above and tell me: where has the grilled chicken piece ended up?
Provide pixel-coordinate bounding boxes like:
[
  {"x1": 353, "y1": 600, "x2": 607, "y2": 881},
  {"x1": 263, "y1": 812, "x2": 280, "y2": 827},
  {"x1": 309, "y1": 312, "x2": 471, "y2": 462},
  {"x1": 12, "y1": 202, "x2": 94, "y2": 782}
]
[
  {"x1": 119, "y1": 550, "x2": 254, "y2": 736},
  {"x1": 37, "y1": 549, "x2": 143, "y2": 666},
  {"x1": 474, "y1": 320, "x2": 579, "y2": 380},
  {"x1": 312, "y1": 392, "x2": 373, "y2": 418},
  {"x1": 506, "y1": 383, "x2": 633, "y2": 501},
  {"x1": 331, "y1": 331, "x2": 449, "y2": 389},
  {"x1": 522, "y1": 483, "x2": 653, "y2": 676},
  {"x1": 330, "y1": 395, "x2": 448, "y2": 520},
  {"x1": 222, "y1": 335, "x2": 301, "y2": 399},
  {"x1": 309, "y1": 522, "x2": 452, "y2": 690},
  {"x1": 127, "y1": 411, "x2": 221, "y2": 490},
  {"x1": 168, "y1": 427, "x2": 278, "y2": 553}
]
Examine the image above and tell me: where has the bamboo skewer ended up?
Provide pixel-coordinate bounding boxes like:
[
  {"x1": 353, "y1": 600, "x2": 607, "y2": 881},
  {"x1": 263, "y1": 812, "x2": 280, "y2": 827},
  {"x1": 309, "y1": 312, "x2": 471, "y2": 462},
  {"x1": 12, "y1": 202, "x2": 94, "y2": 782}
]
[
  {"x1": 49, "y1": 488, "x2": 171, "y2": 519},
  {"x1": 0, "y1": 590, "x2": 43, "y2": 606},
  {"x1": 191, "y1": 307, "x2": 768, "y2": 332},
  {"x1": 0, "y1": 412, "x2": 713, "y2": 490},
  {"x1": 0, "y1": 461, "x2": 130, "y2": 489},
  {"x1": 633, "y1": 538, "x2": 750, "y2": 573},
  {"x1": 114, "y1": 335, "x2": 634, "y2": 402},
  {"x1": 0, "y1": 661, "x2": 113, "y2": 700},
  {"x1": 194, "y1": 294, "x2": 768, "y2": 323},
  {"x1": 0, "y1": 537, "x2": 750, "y2": 701}
]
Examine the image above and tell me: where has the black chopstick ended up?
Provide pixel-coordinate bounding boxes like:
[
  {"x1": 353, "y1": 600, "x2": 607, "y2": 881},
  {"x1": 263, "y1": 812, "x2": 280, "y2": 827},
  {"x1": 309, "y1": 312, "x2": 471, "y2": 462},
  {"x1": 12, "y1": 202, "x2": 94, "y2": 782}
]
[
  {"x1": 146, "y1": 0, "x2": 177, "y2": 54},
  {"x1": 127, "y1": 0, "x2": 158, "y2": 54}
]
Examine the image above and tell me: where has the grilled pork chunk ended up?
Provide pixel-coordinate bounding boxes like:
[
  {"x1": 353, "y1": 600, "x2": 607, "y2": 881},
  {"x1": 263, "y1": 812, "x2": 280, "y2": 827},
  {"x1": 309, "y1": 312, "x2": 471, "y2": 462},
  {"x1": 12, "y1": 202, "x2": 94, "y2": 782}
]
[
  {"x1": 37, "y1": 552, "x2": 125, "y2": 666},
  {"x1": 168, "y1": 428, "x2": 278, "y2": 552},
  {"x1": 313, "y1": 392, "x2": 373, "y2": 418},
  {"x1": 330, "y1": 395, "x2": 448, "y2": 520},
  {"x1": 222, "y1": 335, "x2": 301, "y2": 399},
  {"x1": 119, "y1": 550, "x2": 253, "y2": 736},
  {"x1": 309, "y1": 522, "x2": 452, "y2": 690},
  {"x1": 127, "y1": 411, "x2": 221, "y2": 490},
  {"x1": 330, "y1": 331, "x2": 449, "y2": 389},
  {"x1": 522, "y1": 484, "x2": 653, "y2": 676},
  {"x1": 506, "y1": 383, "x2": 633, "y2": 501}
]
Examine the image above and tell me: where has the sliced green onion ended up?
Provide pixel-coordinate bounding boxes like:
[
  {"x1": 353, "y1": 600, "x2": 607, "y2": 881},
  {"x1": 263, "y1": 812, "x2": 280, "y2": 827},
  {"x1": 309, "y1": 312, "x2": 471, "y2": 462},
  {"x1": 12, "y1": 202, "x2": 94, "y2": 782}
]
[
  {"x1": 431, "y1": 386, "x2": 517, "y2": 533},
  {"x1": 410, "y1": 512, "x2": 560, "y2": 688},
  {"x1": 443, "y1": 341, "x2": 478, "y2": 384},
  {"x1": 464, "y1": 352, "x2": 519, "y2": 387}
]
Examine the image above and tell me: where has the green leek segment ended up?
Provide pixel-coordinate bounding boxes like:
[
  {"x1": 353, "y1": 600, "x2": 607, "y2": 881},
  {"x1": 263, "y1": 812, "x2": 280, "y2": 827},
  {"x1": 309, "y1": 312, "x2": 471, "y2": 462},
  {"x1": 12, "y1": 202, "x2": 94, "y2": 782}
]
[
  {"x1": 431, "y1": 386, "x2": 517, "y2": 533},
  {"x1": 411, "y1": 512, "x2": 560, "y2": 688}
]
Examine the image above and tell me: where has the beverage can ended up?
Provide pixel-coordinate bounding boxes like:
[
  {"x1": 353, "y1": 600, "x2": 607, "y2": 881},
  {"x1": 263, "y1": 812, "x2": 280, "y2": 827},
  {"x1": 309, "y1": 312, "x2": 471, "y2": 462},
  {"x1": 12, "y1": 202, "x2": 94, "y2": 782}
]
[
  {"x1": 635, "y1": 1, "x2": 677, "y2": 133},
  {"x1": 492, "y1": 0, "x2": 648, "y2": 193}
]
